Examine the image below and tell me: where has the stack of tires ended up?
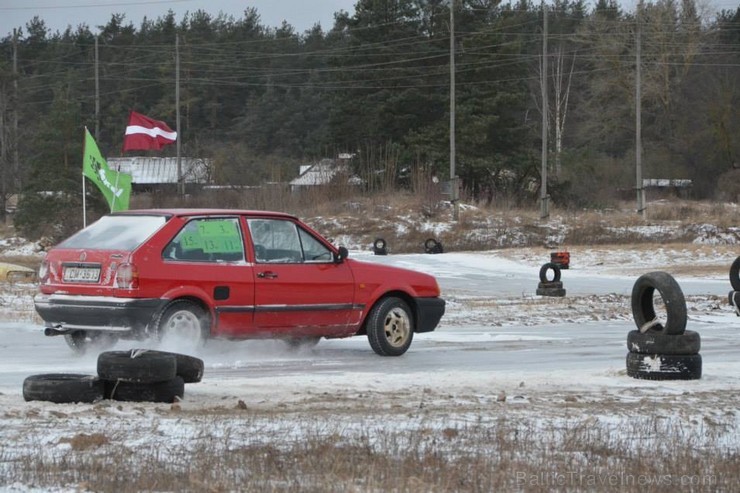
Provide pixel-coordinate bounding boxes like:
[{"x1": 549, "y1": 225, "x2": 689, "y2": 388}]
[
  {"x1": 626, "y1": 272, "x2": 701, "y2": 380},
  {"x1": 728, "y1": 256, "x2": 740, "y2": 316},
  {"x1": 23, "y1": 349, "x2": 204, "y2": 404},
  {"x1": 424, "y1": 238, "x2": 444, "y2": 254},
  {"x1": 373, "y1": 238, "x2": 388, "y2": 256},
  {"x1": 536, "y1": 262, "x2": 566, "y2": 297}
]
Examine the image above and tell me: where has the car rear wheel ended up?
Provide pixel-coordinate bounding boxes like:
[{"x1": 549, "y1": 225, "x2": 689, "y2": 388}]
[
  {"x1": 367, "y1": 297, "x2": 414, "y2": 356},
  {"x1": 155, "y1": 300, "x2": 210, "y2": 349},
  {"x1": 64, "y1": 331, "x2": 118, "y2": 355}
]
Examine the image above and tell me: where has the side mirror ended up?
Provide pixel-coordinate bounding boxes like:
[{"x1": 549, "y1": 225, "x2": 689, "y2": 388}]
[{"x1": 334, "y1": 246, "x2": 349, "y2": 263}]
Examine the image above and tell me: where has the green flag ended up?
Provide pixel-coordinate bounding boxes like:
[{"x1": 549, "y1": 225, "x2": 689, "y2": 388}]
[{"x1": 83, "y1": 128, "x2": 132, "y2": 212}]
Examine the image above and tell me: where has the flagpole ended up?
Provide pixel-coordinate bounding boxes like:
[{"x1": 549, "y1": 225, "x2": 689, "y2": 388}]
[
  {"x1": 82, "y1": 174, "x2": 87, "y2": 228},
  {"x1": 176, "y1": 33, "x2": 183, "y2": 196},
  {"x1": 111, "y1": 166, "x2": 120, "y2": 212},
  {"x1": 82, "y1": 128, "x2": 87, "y2": 228}
]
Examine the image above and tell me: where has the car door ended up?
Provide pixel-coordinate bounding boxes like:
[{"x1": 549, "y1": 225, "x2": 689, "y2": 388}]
[
  {"x1": 161, "y1": 216, "x2": 255, "y2": 337},
  {"x1": 247, "y1": 217, "x2": 356, "y2": 337}
]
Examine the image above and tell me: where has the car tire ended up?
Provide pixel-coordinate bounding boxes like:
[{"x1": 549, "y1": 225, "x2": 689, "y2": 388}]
[
  {"x1": 105, "y1": 376, "x2": 185, "y2": 403},
  {"x1": 631, "y1": 271, "x2": 687, "y2": 335},
  {"x1": 627, "y1": 329, "x2": 700, "y2": 355},
  {"x1": 626, "y1": 352, "x2": 702, "y2": 380},
  {"x1": 138, "y1": 350, "x2": 205, "y2": 383},
  {"x1": 64, "y1": 331, "x2": 118, "y2": 355},
  {"x1": 97, "y1": 350, "x2": 177, "y2": 383},
  {"x1": 730, "y1": 256, "x2": 740, "y2": 291},
  {"x1": 367, "y1": 297, "x2": 414, "y2": 356},
  {"x1": 23, "y1": 373, "x2": 105, "y2": 404},
  {"x1": 539, "y1": 262, "x2": 561, "y2": 283},
  {"x1": 154, "y1": 300, "x2": 210, "y2": 348}
]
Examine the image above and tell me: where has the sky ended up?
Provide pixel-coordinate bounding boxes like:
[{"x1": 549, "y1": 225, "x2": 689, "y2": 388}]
[{"x1": 0, "y1": 0, "x2": 358, "y2": 38}]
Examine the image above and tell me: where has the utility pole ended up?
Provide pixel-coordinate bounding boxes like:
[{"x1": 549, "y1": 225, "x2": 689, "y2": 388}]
[
  {"x1": 12, "y1": 29, "x2": 19, "y2": 191},
  {"x1": 176, "y1": 34, "x2": 183, "y2": 196},
  {"x1": 450, "y1": 0, "x2": 459, "y2": 221},
  {"x1": 635, "y1": 11, "x2": 645, "y2": 215},
  {"x1": 95, "y1": 36, "x2": 100, "y2": 141},
  {"x1": 540, "y1": 2, "x2": 549, "y2": 220}
]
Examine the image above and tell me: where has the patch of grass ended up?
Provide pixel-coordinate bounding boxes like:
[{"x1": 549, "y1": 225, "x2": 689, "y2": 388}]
[
  {"x1": 59, "y1": 433, "x2": 110, "y2": 451},
  {"x1": 1, "y1": 411, "x2": 736, "y2": 492}
]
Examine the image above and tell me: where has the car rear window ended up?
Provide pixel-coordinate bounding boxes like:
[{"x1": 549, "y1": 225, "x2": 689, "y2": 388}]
[{"x1": 57, "y1": 215, "x2": 168, "y2": 251}]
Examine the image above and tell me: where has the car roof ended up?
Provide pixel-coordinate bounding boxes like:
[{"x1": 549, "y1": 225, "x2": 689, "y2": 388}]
[{"x1": 111, "y1": 209, "x2": 299, "y2": 221}]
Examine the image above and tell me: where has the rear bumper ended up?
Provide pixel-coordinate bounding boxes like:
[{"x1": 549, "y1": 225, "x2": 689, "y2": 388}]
[
  {"x1": 414, "y1": 297, "x2": 445, "y2": 333},
  {"x1": 34, "y1": 293, "x2": 165, "y2": 334}
]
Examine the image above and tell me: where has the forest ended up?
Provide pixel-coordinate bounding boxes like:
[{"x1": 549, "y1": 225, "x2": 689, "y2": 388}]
[{"x1": 0, "y1": 0, "x2": 738, "y2": 239}]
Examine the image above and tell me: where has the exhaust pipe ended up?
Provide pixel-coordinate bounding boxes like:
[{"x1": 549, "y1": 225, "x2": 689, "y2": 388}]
[{"x1": 44, "y1": 326, "x2": 70, "y2": 337}]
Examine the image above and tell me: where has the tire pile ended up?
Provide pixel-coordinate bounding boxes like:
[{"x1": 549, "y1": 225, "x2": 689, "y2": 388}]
[
  {"x1": 424, "y1": 238, "x2": 444, "y2": 254},
  {"x1": 626, "y1": 271, "x2": 701, "y2": 380},
  {"x1": 728, "y1": 256, "x2": 740, "y2": 316},
  {"x1": 23, "y1": 349, "x2": 204, "y2": 404},
  {"x1": 536, "y1": 262, "x2": 566, "y2": 297},
  {"x1": 373, "y1": 238, "x2": 388, "y2": 255}
]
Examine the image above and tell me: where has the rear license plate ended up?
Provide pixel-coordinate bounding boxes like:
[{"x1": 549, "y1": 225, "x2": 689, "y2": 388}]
[{"x1": 63, "y1": 266, "x2": 101, "y2": 283}]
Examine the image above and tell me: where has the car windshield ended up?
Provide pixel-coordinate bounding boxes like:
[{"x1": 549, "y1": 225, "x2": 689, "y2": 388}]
[{"x1": 57, "y1": 215, "x2": 168, "y2": 251}]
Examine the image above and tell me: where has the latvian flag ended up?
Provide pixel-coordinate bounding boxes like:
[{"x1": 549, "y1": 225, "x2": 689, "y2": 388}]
[{"x1": 122, "y1": 110, "x2": 177, "y2": 151}]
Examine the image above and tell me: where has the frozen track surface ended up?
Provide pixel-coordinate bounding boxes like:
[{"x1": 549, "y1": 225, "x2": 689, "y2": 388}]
[{"x1": 1, "y1": 250, "x2": 738, "y2": 399}]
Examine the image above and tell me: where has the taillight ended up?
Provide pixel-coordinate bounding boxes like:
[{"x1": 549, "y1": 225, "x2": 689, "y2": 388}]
[
  {"x1": 115, "y1": 262, "x2": 139, "y2": 289},
  {"x1": 38, "y1": 259, "x2": 49, "y2": 284}
]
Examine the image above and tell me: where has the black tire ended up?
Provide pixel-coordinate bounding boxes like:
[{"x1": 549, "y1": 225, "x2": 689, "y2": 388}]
[
  {"x1": 424, "y1": 238, "x2": 443, "y2": 254},
  {"x1": 373, "y1": 241, "x2": 388, "y2": 256},
  {"x1": 367, "y1": 297, "x2": 414, "y2": 356},
  {"x1": 729, "y1": 290, "x2": 740, "y2": 315},
  {"x1": 536, "y1": 287, "x2": 566, "y2": 297},
  {"x1": 154, "y1": 300, "x2": 210, "y2": 348},
  {"x1": 97, "y1": 350, "x2": 177, "y2": 383},
  {"x1": 537, "y1": 281, "x2": 563, "y2": 289},
  {"x1": 64, "y1": 331, "x2": 118, "y2": 355},
  {"x1": 731, "y1": 257, "x2": 740, "y2": 291},
  {"x1": 626, "y1": 352, "x2": 702, "y2": 380},
  {"x1": 627, "y1": 329, "x2": 700, "y2": 355},
  {"x1": 539, "y1": 262, "x2": 562, "y2": 283},
  {"x1": 138, "y1": 350, "x2": 205, "y2": 383},
  {"x1": 106, "y1": 376, "x2": 185, "y2": 403},
  {"x1": 23, "y1": 374, "x2": 105, "y2": 404},
  {"x1": 631, "y1": 271, "x2": 687, "y2": 335}
]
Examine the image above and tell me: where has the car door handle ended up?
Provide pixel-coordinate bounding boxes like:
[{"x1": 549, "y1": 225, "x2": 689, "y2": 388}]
[{"x1": 257, "y1": 271, "x2": 278, "y2": 279}]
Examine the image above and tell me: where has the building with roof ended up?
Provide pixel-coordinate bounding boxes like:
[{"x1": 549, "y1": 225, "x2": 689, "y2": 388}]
[
  {"x1": 107, "y1": 157, "x2": 212, "y2": 191},
  {"x1": 289, "y1": 156, "x2": 360, "y2": 193}
]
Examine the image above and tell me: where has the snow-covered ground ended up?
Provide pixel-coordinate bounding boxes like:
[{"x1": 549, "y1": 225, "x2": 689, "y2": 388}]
[{"x1": 1, "y1": 243, "x2": 739, "y2": 488}]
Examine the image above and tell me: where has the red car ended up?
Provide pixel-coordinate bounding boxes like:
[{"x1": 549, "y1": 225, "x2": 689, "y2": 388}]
[{"x1": 34, "y1": 209, "x2": 445, "y2": 356}]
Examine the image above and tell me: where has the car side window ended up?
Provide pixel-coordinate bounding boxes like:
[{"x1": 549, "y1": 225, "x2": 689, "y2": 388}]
[
  {"x1": 248, "y1": 219, "x2": 305, "y2": 263},
  {"x1": 164, "y1": 217, "x2": 244, "y2": 263},
  {"x1": 298, "y1": 227, "x2": 333, "y2": 262}
]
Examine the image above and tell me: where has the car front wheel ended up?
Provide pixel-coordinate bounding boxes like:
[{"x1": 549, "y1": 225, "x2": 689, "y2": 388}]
[
  {"x1": 367, "y1": 297, "x2": 414, "y2": 356},
  {"x1": 155, "y1": 300, "x2": 210, "y2": 350}
]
